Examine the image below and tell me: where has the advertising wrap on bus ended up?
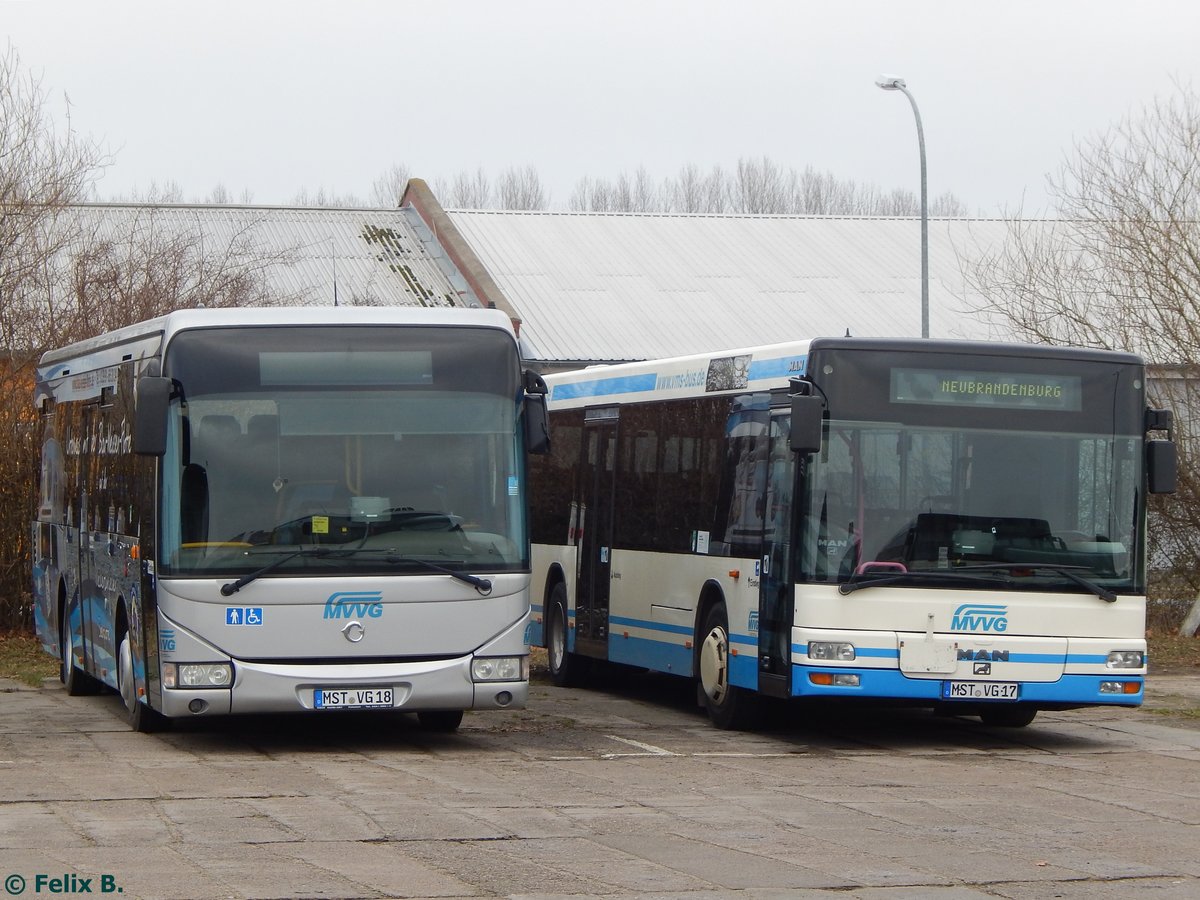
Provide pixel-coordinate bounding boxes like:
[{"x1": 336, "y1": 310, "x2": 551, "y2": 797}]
[{"x1": 32, "y1": 307, "x2": 548, "y2": 732}]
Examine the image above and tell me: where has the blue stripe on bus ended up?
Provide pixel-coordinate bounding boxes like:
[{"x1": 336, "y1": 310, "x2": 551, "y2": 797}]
[
  {"x1": 608, "y1": 634, "x2": 694, "y2": 675},
  {"x1": 551, "y1": 373, "x2": 658, "y2": 401},
  {"x1": 609, "y1": 615, "x2": 692, "y2": 636},
  {"x1": 748, "y1": 355, "x2": 807, "y2": 381}
]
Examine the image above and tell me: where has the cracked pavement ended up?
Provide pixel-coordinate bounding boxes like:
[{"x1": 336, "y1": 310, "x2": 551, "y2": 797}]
[{"x1": 1, "y1": 671, "x2": 1198, "y2": 899}]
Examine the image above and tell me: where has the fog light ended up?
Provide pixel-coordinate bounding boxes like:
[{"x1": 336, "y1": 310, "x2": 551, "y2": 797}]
[
  {"x1": 495, "y1": 691, "x2": 513, "y2": 707},
  {"x1": 188, "y1": 699, "x2": 208, "y2": 714},
  {"x1": 1100, "y1": 680, "x2": 1140, "y2": 694},
  {"x1": 1106, "y1": 650, "x2": 1144, "y2": 669},
  {"x1": 809, "y1": 672, "x2": 861, "y2": 687},
  {"x1": 173, "y1": 663, "x2": 233, "y2": 688},
  {"x1": 808, "y1": 641, "x2": 856, "y2": 661},
  {"x1": 472, "y1": 656, "x2": 529, "y2": 682}
]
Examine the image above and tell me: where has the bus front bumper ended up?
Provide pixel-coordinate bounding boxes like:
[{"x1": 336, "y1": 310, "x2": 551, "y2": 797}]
[
  {"x1": 158, "y1": 654, "x2": 528, "y2": 717},
  {"x1": 790, "y1": 665, "x2": 1144, "y2": 707}
]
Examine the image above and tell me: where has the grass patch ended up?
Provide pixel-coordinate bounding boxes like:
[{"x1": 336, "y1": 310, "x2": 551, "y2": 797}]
[{"x1": 0, "y1": 630, "x2": 57, "y2": 688}]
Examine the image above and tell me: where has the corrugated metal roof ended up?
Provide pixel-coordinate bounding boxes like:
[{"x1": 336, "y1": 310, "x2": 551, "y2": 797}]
[
  {"x1": 445, "y1": 210, "x2": 1016, "y2": 364},
  {"x1": 61, "y1": 203, "x2": 478, "y2": 309}
]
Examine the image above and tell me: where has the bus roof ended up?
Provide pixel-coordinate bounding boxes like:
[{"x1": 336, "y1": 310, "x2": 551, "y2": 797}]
[
  {"x1": 37, "y1": 306, "x2": 517, "y2": 376},
  {"x1": 544, "y1": 336, "x2": 1146, "y2": 408}
]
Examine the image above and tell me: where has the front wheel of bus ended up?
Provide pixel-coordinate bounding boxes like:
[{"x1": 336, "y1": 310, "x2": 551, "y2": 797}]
[
  {"x1": 979, "y1": 705, "x2": 1037, "y2": 728},
  {"x1": 118, "y1": 631, "x2": 168, "y2": 733},
  {"x1": 698, "y1": 604, "x2": 761, "y2": 731}
]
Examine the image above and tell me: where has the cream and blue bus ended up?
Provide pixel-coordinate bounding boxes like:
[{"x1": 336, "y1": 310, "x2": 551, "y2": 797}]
[
  {"x1": 32, "y1": 307, "x2": 548, "y2": 732},
  {"x1": 529, "y1": 337, "x2": 1175, "y2": 729}
]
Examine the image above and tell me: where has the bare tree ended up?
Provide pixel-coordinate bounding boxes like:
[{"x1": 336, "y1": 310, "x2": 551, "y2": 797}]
[
  {"x1": 967, "y1": 83, "x2": 1200, "y2": 633},
  {"x1": 0, "y1": 45, "x2": 106, "y2": 628},
  {"x1": 449, "y1": 167, "x2": 491, "y2": 208},
  {"x1": 370, "y1": 163, "x2": 411, "y2": 208},
  {"x1": 290, "y1": 186, "x2": 366, "y2": 208},
  {"x1": 496, "y1": 165, "x2": 548, "y2": 210}
]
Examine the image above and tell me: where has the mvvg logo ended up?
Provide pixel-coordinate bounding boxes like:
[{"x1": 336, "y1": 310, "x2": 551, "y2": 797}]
[
  {"x1": 323, "y1": 591, "x2": 384, "y2": 620},
  {"x1": 951, "y1": 603, "x2": 1009, "y2": 632}
]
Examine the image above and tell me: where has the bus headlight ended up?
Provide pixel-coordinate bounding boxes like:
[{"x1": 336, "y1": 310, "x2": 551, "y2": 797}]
[
  {"x1": 1106, "y1": 651, "x2": 1144, "y2": 669},
  {"x1": 165, "y1": 663, "x2": 234, "y2": 689},
  {"x1": 808, "y1": 641, "x2": 856, "y2": 661},
  {"x1": 472, "y1": 656, "x2": 529, "y2": 682}
]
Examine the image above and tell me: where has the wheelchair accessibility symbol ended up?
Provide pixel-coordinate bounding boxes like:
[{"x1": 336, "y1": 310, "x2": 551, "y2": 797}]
[{"x1": 226, "y1": 607, "x2": 264, "y2": 626}]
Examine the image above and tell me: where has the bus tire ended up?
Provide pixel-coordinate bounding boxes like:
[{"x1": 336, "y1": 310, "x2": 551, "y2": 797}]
[
  {"x1": 60, "y1": 605, "x2": 99, "y2": 697},
  {"x1": 417, "y1": 710, "x2": 464, "y2": 732},
  {"x1": 698, "y1": 604, "x2": 761, "y2": 730},
  {"x1": 118, "y1": 629, "x2": 169, "y2": 733},
  {"x1": 979, "y1": 705, "x2": 1037, "y2": 728},
  {"x1": 547, "y1": 584, "x2": 585, "y2": 687}
]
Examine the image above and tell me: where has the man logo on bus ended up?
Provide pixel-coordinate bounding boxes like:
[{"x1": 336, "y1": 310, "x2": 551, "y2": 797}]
[
  {"x1": 950, "y1": 603, "x2": 1008, "y2": 632},
  {"x1": 323, "y1": 591, "x2": 385, "y2": 620}
]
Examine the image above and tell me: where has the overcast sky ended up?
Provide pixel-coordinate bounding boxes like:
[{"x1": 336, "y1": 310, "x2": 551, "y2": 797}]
[{"x1": 6, "y1": 0, "x2": 1200, "y2": 215}]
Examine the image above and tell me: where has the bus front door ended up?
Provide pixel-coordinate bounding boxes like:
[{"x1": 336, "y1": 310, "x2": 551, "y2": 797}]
[
  {"x1": 575, "y1": 414, "x2": 616, "y2": 659},
  {"x1": 758, "y1": 410, "x2": 794, "y2": 696}
]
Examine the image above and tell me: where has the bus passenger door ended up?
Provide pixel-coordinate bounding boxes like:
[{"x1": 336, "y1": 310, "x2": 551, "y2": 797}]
[
  {"x1": 758, "y1": 410, "x2": 795, "y2": 696},
  {"x1": 575, "y1": 409, "x2": 617, "y2": 659}
]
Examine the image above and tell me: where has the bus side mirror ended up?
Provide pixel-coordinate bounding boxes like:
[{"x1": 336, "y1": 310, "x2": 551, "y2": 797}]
[
  {"x1": 790, "y1": 394, "x2": 824, "y2": 454},
  {"x1": 133, "y1": 376, "x2": 172, "y2": 456},
  {"x1": 523, "y1": 369, "x2": 550, "y2": 455},
  {"x1": 1146, "y1": 439, "x2": 1176, "y2": 494}
]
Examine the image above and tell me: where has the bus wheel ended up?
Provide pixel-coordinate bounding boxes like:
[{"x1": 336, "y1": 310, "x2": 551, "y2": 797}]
[
  {"x1": 979, "y1": 705, "x2": 1037, "y2": 728},
  {"x1": 118, "y1": 630, "x2": 168, "y2": 733},
  {"x1": 60, "y1": 612, "x2": 99, "y2": 696},
  {"x1": 698, "y1": 604, "x2": 761, "y2": 730},
  {"x1": 418, "y1": 710, "x2": 464, "y2": 732},
  {"x1": 548, "y1": 585, "x2": 584, "y2": 687}
]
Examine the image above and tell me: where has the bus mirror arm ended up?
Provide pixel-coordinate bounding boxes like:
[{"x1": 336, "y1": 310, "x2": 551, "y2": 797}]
[{"x1": 133, "y1": 375, "x2": 174, "y2": 457}]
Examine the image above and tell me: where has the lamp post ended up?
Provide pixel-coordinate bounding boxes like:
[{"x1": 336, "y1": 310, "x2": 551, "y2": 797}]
[{"x1": 875, "y1": 74, "x2": 928, "y2": 338}]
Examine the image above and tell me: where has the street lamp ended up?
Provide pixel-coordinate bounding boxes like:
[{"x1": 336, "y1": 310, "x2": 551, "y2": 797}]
[{"x1": 875, "y1": 74, "x2": 929, "y2": 338}]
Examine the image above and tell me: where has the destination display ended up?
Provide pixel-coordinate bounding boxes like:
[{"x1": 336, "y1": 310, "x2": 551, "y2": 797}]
[{"x1": 890, "y1": 367, "x2": 1083, "y2": 411}]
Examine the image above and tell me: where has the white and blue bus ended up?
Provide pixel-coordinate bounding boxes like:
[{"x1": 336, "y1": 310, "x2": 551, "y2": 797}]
[
  {"x1": 32, "y1": 307, "x2": 549, "y2": 732},
  {"x1": 529, "y1": 337, "x2": 1175, "y2": 729}
]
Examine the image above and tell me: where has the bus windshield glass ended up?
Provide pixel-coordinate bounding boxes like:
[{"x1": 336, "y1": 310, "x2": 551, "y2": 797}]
[
  {"x1": 798, "y1": 347, "x2": 1147, "y2": 595},
  {"x1": 801, "y1": 423, "x2": 1143, "y2": 593},
  {"x1": 159, "y1": 324, "x2": 528, "y2": 577}
]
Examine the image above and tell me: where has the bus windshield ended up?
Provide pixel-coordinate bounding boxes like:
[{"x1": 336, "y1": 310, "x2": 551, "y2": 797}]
[
  {"x1": 159, "y1": 325, "x2": 529, "y2": 577},
  {"x1": 800, "y1": 421, "x2": 1143, "y2": 594}
]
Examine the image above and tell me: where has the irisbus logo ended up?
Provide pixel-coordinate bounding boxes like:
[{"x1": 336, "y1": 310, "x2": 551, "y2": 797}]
[
  {"x1": 951, "y1": 603, "x2": 1009, "y2": 632},
  {"x1": 323, "y1": 591, "x2": 384, "y2": 619}
]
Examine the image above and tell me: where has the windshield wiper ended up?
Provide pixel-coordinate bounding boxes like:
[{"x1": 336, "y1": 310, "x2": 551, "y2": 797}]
[
  {"x1": 838, "y1": 563, "x2": 1118, "y2": 602},
  {"x1": 305, "y1": 546, "x2": 493, "y2": 593},
  {"x1": 838, "y1": 568, "x2": 1007, "y2": 595},
  {"x1": 219, "y1": 546, "x2": 493, "y2": 596},
  {"x1": 380, "y1": 554, "x2": 493, "y2": 593},
  {"x1": 959, "y1": 563, "x2": 1118, "y2": 603},
  {"x1": 220, "y1": 547, "x2": 334, "y2": 595}
]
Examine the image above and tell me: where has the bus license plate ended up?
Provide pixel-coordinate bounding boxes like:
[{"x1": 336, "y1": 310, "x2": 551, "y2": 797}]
[
  {"x1": 314, "y1": 687, "x2": 394, "y2": 709},
  {"x1": 942, "y1": 681, "x2": 1019, "y2": 701}
]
